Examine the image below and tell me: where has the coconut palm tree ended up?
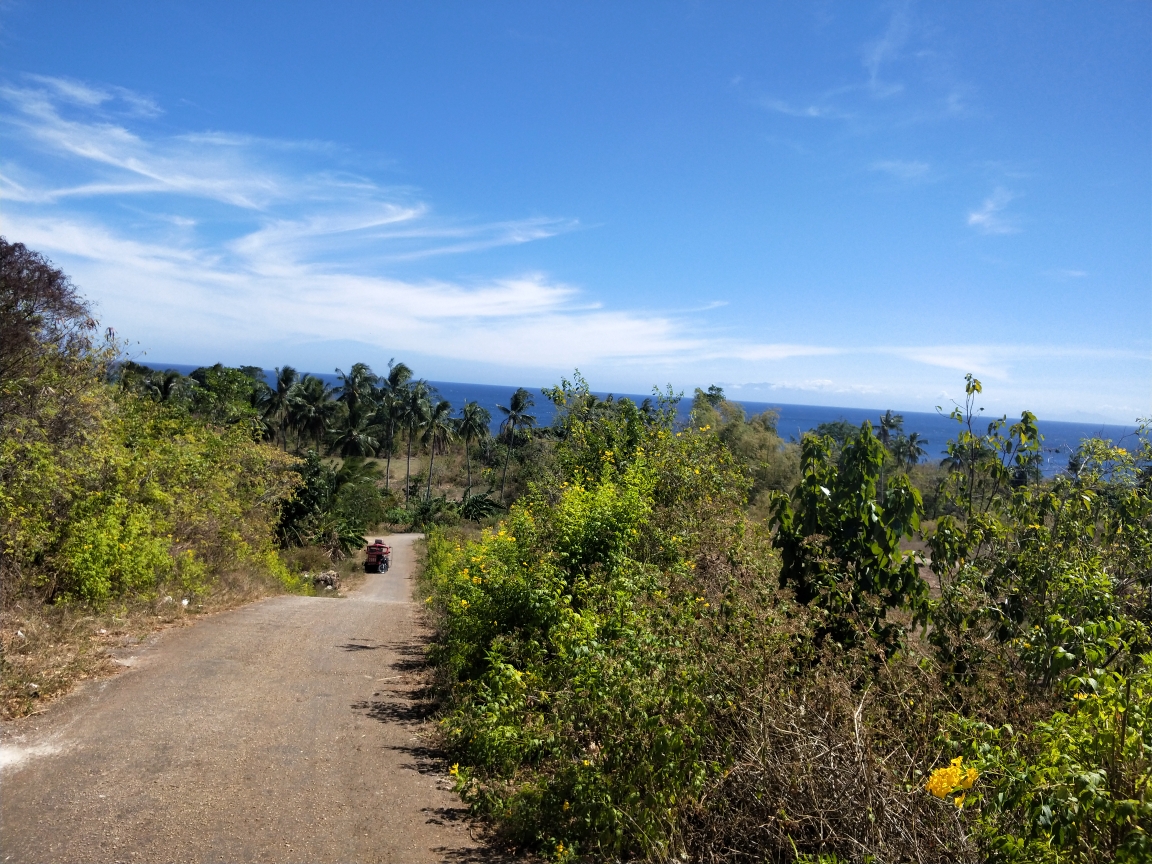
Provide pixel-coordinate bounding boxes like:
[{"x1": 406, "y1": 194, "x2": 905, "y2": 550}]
[
  {"x1": 266, "y1": 365, "x2": 299, "y2": 449},
  {"x1": 334, "y1": 362, "x2": 376, "y2": 416},
  {"x1": 905, "y1": 431, "x2": 928, "y2": 468},
  {"x1": 877, "y1": 409, "x2": 905, "y2": 501},
  {"x1": 422, "y1": 398, "x2": 456, "y2": 500},
  {"x1": 456, "y1": 401, "x2": 491, "y2": 496},
  {"x1": 248, "y1": 378, "x2": 275, "y2": 440},
  {"x1": 375, "y1": 361, "x2": 413, "y2": 492},
  {"x1": 333, "y1": 455, "x2": 385, "y2": 491},
  {"x1": 399, "y1": 381, "x2": 431, "y2": 504},
  {"x1": 327, "y1": 403, "x2": 379, "y2": 457},
  {"x1": 143, "y1": 368, "x2": 186, "y2": 403},
  {"x1": 288, "y1": 374, "x2": 336, "y2": 451},
  {"x1": 878, "y1": 410, "x2": 904, "y2": 449},
  {"x1": 497, "y1": 387, "x2": 536, "y2": 502}
]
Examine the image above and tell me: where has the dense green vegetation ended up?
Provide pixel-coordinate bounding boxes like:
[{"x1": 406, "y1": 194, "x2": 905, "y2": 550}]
[
  {"x1": 0, "y1": 240, "x2": 303, "y2": 611},
  {"x1": 0, "y1": 238, "x2": 573, "y2": 612},
  {"x1": 423, "y1": 375, "x2": 1151, "y2": 862}
]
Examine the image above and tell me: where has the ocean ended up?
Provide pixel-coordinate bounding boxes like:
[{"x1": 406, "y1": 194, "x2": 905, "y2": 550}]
[{"x1": 142, "y1": 363, "x2": 1141, "y2": 478}]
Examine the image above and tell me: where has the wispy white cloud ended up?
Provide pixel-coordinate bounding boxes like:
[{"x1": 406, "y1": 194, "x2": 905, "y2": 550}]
[
  {"x1": 967, "y1": 187, "x2": 1018, "y2": 234},
  {"x1": 870, "y1": 159, "x2": 931, "y2": 180},
  {"x1": 756, "y1": 4, "x2": 975, "y2": 133},
  {"x1": 861, "y1": 1, "x2": 913, "y2": 98},
  {"x1": 24, "y1": 73, "x2": 162, "y2": 116},
  {"x1": 2, "y1": 75, "x2": 1141, "y2": 422},
  {"x1": 760, "y1": 97, "x2": 849, "y2": 120},
  {"x1": 884, "y1": 343, "x2": 1140, "y2": 381},
  {"x1": 728, "y1": 379, "x2": 881, "y2": 396}
]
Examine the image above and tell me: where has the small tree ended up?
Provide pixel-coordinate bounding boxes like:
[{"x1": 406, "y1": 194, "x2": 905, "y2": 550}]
[
  {"x1": 457, "y1": 400, "x2": 492, "y2": 497},
  {"x1": 771, "y1": 421, "x2": 927, "y2": 654},
  {"x1": 497, "y1": 387, "x2": 536, "y2": 502}
]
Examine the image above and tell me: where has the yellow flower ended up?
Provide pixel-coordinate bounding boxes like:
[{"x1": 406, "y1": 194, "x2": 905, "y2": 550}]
[
  {"x1": 562, "y1": 800, "x2": 570, "y2": 811},
  {"x1": 583, "y1": 759, "x2": 590, "y2": 766},
  {"x1": 954, "y1": 794, "x2": 966, "y2": 808},
  {"x1": 449, "y1": 763, "x2": 459, "y2": 776},
  {"x1": 1073, "y1": 692, "x2": 1088, "y2": 700},
  {"x1": 926, "y1": 757, "x2": 978, "y2": 799}
]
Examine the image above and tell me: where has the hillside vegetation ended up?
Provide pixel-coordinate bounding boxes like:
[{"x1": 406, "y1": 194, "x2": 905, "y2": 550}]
[{"x1": 423, "y1": 376, "x2": 1151, "y2": 862}]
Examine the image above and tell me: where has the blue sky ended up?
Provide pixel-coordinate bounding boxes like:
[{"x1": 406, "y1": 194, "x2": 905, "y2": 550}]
[{"x1": 1, "y1": 1, "x2": 1148, "y2": 422}]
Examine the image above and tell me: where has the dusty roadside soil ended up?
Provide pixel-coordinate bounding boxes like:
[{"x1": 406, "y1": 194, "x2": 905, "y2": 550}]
[{"x1": 0, "y1": 534, "x2": 490, "y2": 863}]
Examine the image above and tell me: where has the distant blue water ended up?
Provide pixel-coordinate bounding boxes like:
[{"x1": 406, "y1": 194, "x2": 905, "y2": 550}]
[{"x1": 143, "y1": 363, "x2": 1142, "y2": 477}]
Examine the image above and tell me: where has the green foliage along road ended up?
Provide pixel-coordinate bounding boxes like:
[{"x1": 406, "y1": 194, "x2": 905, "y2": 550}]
[
  {"x1": 0, "y1": 240, "x2": 300, "y2": 609},
  {"x1": 424, "y1": 375, "x2": 1151, "y2": 862}
]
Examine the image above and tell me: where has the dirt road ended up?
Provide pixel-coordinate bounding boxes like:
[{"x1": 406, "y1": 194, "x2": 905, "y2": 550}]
[{"x1": 0, "y1": 534, "x2": 486, "y2": 863}]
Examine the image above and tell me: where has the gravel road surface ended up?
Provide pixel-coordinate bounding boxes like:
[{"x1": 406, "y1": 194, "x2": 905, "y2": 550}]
[{"x1": 0, "y1": 534, "x2": 487, "y2": 863}]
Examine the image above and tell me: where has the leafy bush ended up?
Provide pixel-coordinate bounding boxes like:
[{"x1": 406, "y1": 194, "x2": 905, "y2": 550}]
[
  {"x1": 1, "y1": 240, "x2": 301, "y2": 606},
  {"x1": 332, "y1": 479, "x2": 389, "y2": 529},
  {"x1": 952, "y1": 663, "x2": 1151, "y2": 863},
  {"x1": 3, "y1": 386, "x2": 301, "y2": 604},
  {"x1": 422, "y1": 373, "x2": 1152, "y2": 863},
  {"x1": 460, "y1": 492, "x2": 502, "y2": 522}
]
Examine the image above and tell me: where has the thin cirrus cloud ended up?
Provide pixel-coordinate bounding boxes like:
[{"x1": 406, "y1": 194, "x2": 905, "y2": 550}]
[
  {"x1": 870, "y1": 159, "x2": 931, "y2": 181},
  {"x1": 967, "y1": 187, "x2": 1019, "y2": 234}
]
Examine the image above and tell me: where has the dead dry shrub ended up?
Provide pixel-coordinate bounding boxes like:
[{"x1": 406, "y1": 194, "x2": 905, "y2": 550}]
[
  {"x1": 673, "y1": 535, "x2": 982, "y2": 864},
  {"x1": 686, "y1": 648, "x2": 975, "y2": 863}
]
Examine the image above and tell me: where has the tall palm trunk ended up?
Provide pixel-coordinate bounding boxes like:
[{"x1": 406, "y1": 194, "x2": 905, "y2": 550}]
[
  {"x1": 385, "y1": 417, "x2": 394, "y2": 491},
  {"x1": 405, "y1": 425, "x2": 414, "y2": 505},
  {"x1": 426, "y1": 443, "x2": 436, "y2": 501},
  {"x1": 500, "y1": 428, "x2": 513, "y2": 502},
  {"x1": 465, "y1": 436, "x2": 473, "y2": 496}
]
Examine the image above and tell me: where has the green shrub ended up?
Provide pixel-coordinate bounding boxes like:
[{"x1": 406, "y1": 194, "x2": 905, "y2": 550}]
[{"x1": 420, "y1": 374, "x2": 1152, "y2": 862}]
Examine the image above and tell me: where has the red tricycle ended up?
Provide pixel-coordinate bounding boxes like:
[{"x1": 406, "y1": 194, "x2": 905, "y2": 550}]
[{"x1": 365, "y1": 539, "x2": 391, "y2": 573}]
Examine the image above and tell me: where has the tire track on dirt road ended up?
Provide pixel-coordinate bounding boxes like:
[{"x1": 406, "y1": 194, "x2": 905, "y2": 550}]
[{"x1": 1, "y1": 533, "x2": 491, "y2": 863}]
